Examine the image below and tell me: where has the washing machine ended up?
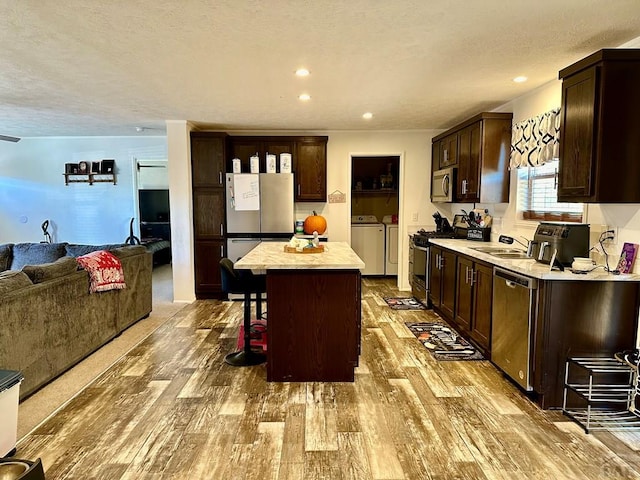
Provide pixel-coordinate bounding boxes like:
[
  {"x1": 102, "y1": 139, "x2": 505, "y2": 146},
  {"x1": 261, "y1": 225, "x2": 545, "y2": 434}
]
[
  {"x1": 382, "y1": 215, "x2": 398, "y2": 275},
  {"x1": 351, "y1": 215, "x2": 385, "y2": 275}
]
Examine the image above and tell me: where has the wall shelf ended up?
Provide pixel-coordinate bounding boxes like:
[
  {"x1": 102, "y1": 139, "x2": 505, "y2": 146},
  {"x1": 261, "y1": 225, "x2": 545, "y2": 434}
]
[{"x1": 63, "y1": 173, "x2": 117, "y2": 186}]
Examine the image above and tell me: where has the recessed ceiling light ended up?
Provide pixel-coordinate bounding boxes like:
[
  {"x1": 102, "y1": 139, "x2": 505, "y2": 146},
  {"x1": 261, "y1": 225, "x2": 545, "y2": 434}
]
[
  {"x1": 362, "y1": 112, "x2": 373, "y2": 120},
  {"x1": 298, "y1": 93, "x2": 311, "y2": 101},
  {"x1": 295, "y1": 68, "x2": 310, "y2": 77},
  {"x1": 513, "y1": 76, "x2": 528, "y2": 83}
]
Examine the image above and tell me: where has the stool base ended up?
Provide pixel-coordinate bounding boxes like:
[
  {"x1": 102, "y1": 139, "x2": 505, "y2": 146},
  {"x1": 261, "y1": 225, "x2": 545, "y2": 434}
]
[{"x1": 224, "y1": 350, "x2": 266, "y2": 366}]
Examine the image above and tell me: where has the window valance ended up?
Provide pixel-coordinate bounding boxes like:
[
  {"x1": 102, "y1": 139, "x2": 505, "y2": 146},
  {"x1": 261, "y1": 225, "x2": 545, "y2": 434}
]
[{"x1": 510, "y1": 108, "x2": 560, "y2": 169}]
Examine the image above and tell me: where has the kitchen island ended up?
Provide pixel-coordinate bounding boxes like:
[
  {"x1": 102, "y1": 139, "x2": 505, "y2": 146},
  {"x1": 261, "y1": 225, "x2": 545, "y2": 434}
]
[
  {"x1": 234, "y1": 241, "x2": 364, "y2": 382},
  {"x1": 428, "y1": 238, "x2": 640, "y2": 408}
]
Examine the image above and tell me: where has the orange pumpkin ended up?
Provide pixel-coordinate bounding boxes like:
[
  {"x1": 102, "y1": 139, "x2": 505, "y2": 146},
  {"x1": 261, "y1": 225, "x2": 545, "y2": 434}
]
[{"x1": 303, "y1": 211, "x2": 327, "y2": 234}]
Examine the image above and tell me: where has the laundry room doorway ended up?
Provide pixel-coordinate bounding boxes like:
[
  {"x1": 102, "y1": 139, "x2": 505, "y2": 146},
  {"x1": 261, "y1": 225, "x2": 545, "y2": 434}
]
[{"x1": 351, "y1": 155, "x2": 400, "y2": 276}]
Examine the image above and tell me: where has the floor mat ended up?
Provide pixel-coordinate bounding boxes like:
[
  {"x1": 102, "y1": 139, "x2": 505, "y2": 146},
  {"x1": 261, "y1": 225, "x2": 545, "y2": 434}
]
[
  {"x1": 384, "y1": 297, "x2": 426, "y2": 310},
  {"x1": 405, "y1": 321, "x2": 484, "y2": 361}
]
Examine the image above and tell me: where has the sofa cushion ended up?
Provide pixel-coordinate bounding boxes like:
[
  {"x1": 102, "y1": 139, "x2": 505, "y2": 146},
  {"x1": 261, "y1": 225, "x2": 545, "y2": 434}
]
[
  {"x1": 22, "y1": 256, "x2": 79, "y2": 284},
  {"x1": 0, "y1": 244, "x2": 13, "y2": 272},
  {"x1": 10, "y1": 243, "x2": 67, "y2": 270},
  {"x1": 0, "y1": 270, "x2": 33, "y2": 296},
  {"x1": 76, "y1": 250, "x2": 127, "y2": 293},
  {"x1": 65, "y1": 243, "x2": 125, "y2": 257},
  {"x1": 110, "y1": 245, "x2": 147, "y2": 259}
]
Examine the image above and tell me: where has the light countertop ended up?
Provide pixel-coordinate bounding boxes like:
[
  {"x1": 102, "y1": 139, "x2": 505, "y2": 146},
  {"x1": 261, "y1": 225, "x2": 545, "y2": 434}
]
[
  {"x1": 234, "y1": 241, "x2": 365, "y2": 271},
  {"x1": 429, "y1": 238, "x2": 640, "y2": 281}
]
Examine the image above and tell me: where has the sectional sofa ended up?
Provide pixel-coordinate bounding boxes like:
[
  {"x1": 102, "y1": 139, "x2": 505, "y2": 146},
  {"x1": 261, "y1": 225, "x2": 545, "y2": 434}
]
[{"x1": 0, "y1": 242, "x2": 152, "y2": 399}]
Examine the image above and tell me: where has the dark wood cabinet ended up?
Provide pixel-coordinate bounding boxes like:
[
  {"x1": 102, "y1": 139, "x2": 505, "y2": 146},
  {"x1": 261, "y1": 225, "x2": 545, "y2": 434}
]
[
  {"x1": 228, "y1": 137, "x2": 295, "y2": 173},
  {"x1": 431, "y1": 112, "x2": 512, "y2": 203},
  {"x1": 437, "y1": 133, "x2": 458, "y2": 169},
  {"x1": 429, "y1": 246, "x2": 456, "y2": 320},
  {"x1": 454, "y1": 256, "x2": 492, "y2": 355},
  {"x1": 532, "y1": 279, "x2": 640, "y2": 408},
  {"x1": 193, "y1": 189, "x2": 225, "y2": 239},
  {"x1": 266, "y1": 269, "x2": 361, "y2": 381},
  {"x1": 193, "y1": 240, "x2": 225, "y2": 297},
  {"x1": 191, "y1": 132, "x2": 227, "y2": 187},
  {"x1": 191, "y1": 132, "x2": 228, "y2": 298},
  {"x1": 295, "y1": 136, "x2": 328, "y2": 202},
  {"x1": 558, "y1": 49, "x2": 640, "y2": 202},
  {"x1": 227, "y1": 135, "x2": 328, "y2": 202}
]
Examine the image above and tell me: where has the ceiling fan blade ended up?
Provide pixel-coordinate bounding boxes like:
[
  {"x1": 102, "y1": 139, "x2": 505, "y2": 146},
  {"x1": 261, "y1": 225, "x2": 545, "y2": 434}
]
[{"x1": 0, "y1": 135, "x2": 21, "y2": 142}]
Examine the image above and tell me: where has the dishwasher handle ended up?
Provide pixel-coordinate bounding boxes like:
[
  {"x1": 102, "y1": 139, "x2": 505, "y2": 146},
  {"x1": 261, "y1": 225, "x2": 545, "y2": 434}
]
[{"x1": 494, "y1": 267, "x2": 537, "y2": 290}]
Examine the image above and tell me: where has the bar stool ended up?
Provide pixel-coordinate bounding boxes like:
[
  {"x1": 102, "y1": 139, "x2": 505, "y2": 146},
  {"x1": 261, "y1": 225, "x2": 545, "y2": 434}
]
[{"x1": 220, "y1": 258, "x2": 267, "y2": 366}]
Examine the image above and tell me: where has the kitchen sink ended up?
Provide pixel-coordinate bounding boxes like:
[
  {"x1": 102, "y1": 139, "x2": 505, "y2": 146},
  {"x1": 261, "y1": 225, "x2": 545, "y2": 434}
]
[{"x1": 470, "y1": 246, "x2": 532, "y2": 259}]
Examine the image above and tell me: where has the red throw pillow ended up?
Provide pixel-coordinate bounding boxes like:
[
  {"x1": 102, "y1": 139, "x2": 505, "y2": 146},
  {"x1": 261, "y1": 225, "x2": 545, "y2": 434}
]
[{"x1": 76, "y1": 250, "x2": 126, "y2": 293}]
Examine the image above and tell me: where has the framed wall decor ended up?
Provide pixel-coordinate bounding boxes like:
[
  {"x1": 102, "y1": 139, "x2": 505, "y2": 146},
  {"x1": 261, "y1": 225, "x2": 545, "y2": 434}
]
[
  {"x1": 78, "y1": 161, "x2": 89, "y2": 174},
  {"x1": 100, "y1": 159, "x2": 115, "y2": 174},
  {"x1": 91, "y1": 161, "x2": 101, "y2": 174}
]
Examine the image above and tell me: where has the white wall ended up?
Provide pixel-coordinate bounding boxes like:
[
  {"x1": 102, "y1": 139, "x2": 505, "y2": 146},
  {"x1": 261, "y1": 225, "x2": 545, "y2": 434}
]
[{"x1": 0, "y1": 136, "x2": 166, "y2": 244}]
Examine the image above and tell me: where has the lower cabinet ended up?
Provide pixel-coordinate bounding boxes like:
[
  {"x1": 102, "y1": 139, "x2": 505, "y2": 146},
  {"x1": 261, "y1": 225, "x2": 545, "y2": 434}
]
[
  {"x1": 429, "y1": 246, "x2": 456, "y2": 320},
  {"x1": 194, "y1": 240, "x2": 225, "y2": 298},
  {"x1": 454, "y1": 256, "x2": 492, "y2": 355}
]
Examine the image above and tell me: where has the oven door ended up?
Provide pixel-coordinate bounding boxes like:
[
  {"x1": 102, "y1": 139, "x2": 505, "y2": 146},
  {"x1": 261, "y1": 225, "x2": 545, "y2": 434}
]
[{"x1": 412, "y1": 244, "x2": 429, "y2": 305}]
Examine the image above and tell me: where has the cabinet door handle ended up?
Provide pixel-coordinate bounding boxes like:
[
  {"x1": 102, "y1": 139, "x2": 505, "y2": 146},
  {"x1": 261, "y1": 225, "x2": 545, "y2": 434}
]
[
  {"x1": 554, "y1": 167, "x2": 558, "y2": 190},
  {"x1": 470, "y1": 269, "x2": 476, "y2": 286},
  {"x1": 444, "y1": 149, "x2": 448, "y2": 164},
  {"x1": 219, "y1": 172, "x2": 223, "y2": 185},
  {"x1": 439, "y1": 255, "x2": 444, "y2": 269},
  {"x1": 220, "y1": 244, "x2": 224, "y2": 257},
  {"x1": 297, "y1": 184, "x2": 301, "y2": 196},
  {"x1": 220, "y1": 224, "x2": 223, "y2": 236}
]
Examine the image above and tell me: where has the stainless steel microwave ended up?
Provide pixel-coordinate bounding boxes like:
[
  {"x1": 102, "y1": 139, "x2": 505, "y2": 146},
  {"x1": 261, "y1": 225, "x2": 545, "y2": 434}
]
[{"x1": 431, "y1": 167, "x2": 456, "y2": 202}]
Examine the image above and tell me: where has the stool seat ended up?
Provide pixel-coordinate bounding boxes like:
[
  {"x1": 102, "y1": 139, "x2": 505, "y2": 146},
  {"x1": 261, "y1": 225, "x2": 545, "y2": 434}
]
[{"x1": 220, "y1": 258, "x2": 267, "y2": 366}]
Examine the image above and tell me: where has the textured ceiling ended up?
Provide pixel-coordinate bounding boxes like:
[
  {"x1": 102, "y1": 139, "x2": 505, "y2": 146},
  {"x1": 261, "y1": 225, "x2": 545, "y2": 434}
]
[{"x1": 1, "y1": 0, "x2": 640, "y2": 138}]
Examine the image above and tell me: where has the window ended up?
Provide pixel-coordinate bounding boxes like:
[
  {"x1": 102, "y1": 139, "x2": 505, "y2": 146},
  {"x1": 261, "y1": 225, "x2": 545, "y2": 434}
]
[{"x1": 516, "y1": 159, "x2": 583, "y2": 222}]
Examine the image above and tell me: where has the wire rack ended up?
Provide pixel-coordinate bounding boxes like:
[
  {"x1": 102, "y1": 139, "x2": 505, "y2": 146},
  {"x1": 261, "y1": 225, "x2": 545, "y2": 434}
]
[{"x1": 562, "y1": 356, "x2": 640, "y2": 433}]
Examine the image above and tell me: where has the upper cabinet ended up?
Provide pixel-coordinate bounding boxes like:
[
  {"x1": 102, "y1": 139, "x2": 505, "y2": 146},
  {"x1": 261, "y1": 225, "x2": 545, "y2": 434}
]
[
  {"x1": 228, "y1": 137, "x2": 295, "y2": 173},
  {"x1": 227, "y1": 135, "x2": 328, "y2": 202},
  {"x1": 295, "y1": 136, "x2": 328, "y2": 202},
  {"x1": 558, "y1": 49, "x2": 640, "y2": 203},
  {"x1": 431, "y1": 112, "x2": 512, "y2": 203},
  {"x1": 191, "y1": 132, "x2": 227, "y2": 187}
]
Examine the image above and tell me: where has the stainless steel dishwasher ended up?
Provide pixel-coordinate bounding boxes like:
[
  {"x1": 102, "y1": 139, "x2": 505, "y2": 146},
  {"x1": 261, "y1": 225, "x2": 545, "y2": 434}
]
[{"x1": 491, "y1": 267, "x2": 538, "y2": 391}]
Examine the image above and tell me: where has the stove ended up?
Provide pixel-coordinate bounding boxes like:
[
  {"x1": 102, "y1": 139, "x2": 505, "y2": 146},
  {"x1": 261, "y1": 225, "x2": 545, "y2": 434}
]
[{"x1": 412, "y1": 229, "x2": 457, "y2": 248}]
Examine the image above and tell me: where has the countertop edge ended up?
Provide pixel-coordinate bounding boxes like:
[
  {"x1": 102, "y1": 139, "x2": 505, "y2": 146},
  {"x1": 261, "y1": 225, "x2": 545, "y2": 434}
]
[{"x1": 428, "y1": 238, "x2": 640, "y2": 282}]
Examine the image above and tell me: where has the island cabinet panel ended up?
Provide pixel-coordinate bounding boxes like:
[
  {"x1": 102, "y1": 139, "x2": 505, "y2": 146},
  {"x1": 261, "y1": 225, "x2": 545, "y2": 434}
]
[
  {"x1": 558, "y1": 49, "x2": 640, "y2": 202},
  {"x1": 532, "y1": 279, "x2": 640, "y2": 409},
  {"x1": 266, "y1": 269, "x2": 361, "y2": 382}
]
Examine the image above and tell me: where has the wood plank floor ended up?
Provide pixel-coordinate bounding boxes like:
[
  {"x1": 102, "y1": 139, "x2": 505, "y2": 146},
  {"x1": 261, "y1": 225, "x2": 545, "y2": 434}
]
[{"x1": 17, "y1": 278, "x2": 640, "y2": 479}]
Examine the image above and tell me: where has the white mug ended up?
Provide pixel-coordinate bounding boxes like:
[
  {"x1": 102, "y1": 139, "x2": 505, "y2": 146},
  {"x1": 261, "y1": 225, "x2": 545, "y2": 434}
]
[
  {"x1": 280, "y1": 153, "x2": 292, "y2": 173},
  {"x1": 232, "y1": 158, "x2": 241, "y2": 173}
]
